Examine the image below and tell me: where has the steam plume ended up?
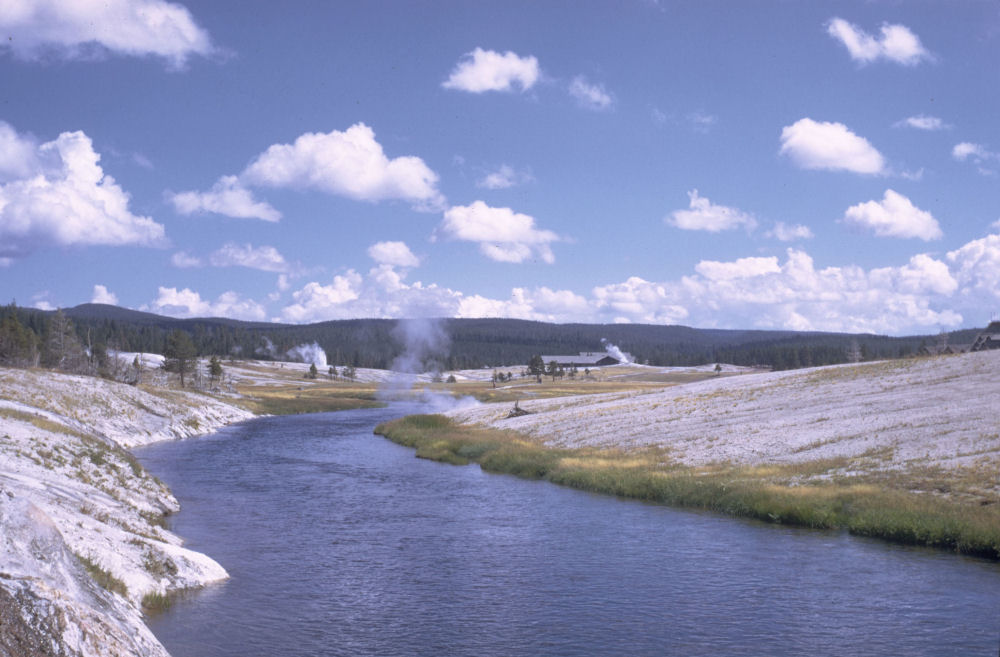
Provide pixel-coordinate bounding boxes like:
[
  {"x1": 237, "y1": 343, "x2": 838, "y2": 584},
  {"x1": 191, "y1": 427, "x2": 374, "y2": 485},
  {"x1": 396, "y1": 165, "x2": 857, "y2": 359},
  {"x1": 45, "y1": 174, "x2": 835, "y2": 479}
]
[
  {"x1": 286, "y1": 342, "x2": 328, "y2": 368},
  {"x1": 601, "y1": 338, "x2": 631, "y2": 364}
]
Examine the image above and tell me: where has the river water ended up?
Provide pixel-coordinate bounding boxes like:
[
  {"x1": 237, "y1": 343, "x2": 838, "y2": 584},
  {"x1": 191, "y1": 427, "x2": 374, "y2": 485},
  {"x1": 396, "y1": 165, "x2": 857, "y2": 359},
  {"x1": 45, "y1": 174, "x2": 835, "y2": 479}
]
[{"x1": 135, "y1": 405, "x2": 1000, "y2": 656}]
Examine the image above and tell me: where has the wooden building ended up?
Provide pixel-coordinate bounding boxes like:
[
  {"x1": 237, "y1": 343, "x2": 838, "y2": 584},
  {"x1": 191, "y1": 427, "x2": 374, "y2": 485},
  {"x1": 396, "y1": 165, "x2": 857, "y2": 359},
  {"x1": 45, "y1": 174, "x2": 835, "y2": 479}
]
[
  {"x1": 970, "y1": 321, "x2": 1000, "y2": 352},
  {"x1": 539, "y1": 351, "x2": 632, "y2": 368}
]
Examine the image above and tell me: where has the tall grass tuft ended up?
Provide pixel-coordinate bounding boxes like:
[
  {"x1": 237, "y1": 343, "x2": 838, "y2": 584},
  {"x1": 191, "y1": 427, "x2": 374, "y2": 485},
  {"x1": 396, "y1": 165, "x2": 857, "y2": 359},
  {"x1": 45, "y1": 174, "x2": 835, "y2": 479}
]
[{"x1": 375, "y1": 415, "x2": 1000, "y2": 560}]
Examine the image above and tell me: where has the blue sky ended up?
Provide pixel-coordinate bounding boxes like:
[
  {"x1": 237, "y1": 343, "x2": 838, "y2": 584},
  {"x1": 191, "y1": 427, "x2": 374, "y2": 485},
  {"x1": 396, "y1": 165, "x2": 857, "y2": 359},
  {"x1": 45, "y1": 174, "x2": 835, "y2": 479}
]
[{"x1": 1, "y1": 0, "x2": 998, "y2": 334}]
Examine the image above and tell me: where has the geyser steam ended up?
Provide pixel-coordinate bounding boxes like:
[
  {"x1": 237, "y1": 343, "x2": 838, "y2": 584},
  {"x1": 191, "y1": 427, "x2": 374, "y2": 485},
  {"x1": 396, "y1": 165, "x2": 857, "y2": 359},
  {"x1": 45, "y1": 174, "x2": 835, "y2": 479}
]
[
  {"x1": 380, "y1": 318, "x2": 479, "y2": 412},
  {"x1": 286, "y1": 342, "x2": 328, "y2": 368},
  {"x1": 601, "y1": 338, "x2": 631, "y2": 364}
]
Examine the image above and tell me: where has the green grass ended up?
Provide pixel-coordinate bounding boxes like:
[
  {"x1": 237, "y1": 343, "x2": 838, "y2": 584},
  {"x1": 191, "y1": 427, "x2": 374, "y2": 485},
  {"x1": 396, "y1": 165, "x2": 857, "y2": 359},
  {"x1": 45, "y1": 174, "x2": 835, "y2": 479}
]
[
  {"x1": 76, "y1": 554, "x2": 129, "y2": 597},
  {"x1": 375, "y1": 414, "x2": 1000, "y2": 560},
  {"x1": 141, "y1": 592, "x2": 173, "y2": 615},
  {"x1": 237, "y1": 385, "x2": 382, "y2": 415}
]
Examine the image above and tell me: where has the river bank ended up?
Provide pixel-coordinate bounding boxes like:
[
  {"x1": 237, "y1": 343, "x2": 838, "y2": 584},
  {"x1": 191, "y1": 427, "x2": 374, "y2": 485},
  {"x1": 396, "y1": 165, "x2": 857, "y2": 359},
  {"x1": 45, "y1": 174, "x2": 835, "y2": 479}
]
[
  {"x1": 376, "y1": 351, "x2": 1000, "y2": 559},
  {"x1": 0, "y1": 366, "x2": 253, "y2": 657}
]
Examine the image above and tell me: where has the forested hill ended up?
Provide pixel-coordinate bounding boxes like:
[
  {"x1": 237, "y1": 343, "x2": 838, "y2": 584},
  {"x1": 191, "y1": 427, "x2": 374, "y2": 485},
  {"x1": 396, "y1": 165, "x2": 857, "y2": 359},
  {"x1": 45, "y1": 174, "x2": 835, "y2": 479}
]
[{"x1": 1, "y1": 303, "x2": 975, "y2": 372}]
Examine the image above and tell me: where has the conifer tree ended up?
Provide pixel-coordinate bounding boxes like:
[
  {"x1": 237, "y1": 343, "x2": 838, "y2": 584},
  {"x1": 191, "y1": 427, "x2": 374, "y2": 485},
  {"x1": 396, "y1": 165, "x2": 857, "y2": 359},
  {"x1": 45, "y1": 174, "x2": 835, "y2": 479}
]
[{"x1": 165, "y1": 330, "x2": 197, "y2": 387}]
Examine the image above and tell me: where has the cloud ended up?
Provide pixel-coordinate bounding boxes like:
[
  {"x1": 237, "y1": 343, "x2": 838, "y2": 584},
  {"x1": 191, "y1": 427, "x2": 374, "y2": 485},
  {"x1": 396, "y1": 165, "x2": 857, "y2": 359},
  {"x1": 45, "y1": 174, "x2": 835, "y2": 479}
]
[
  {"x1": 145, "y1": 286, "x2": 266, "y2": 320},
  {"x1": 780, "y1": 118, "x2": 885, "y2": 175},
  {"x1": 893, "y1": 115, "x2": 948, "y2": 131},
  {"x1": 91, "y1": 284, "x2": 119, "y2": 305},
  {"x1": 282, "y1": 267, "x2": 469, "y2": 322},
  {"x1": 870, "y1": 254, "x2": 957, "y2": 296},
  {"x1": 591, "y1": 277, "x2": 689, "y2": 325},
  {"x1": 0, "y1": 122, "x2": 40, "y2": 180},
  {"x1": 767, "y1": 222, "x2": 814, "y2": 242},
  {"x1": 442, "y1": 48, "x2": 540, "y2": 93},
  {"x1": 947, "y1": 233, "x2": 1000, "y2": 301},
  {"x1": 280, "y1": 266, "x2": 589, "y2": 324},
  {"x1": 169, "y1": 175, "x2": 281, "y2": 222},
  {"x1": 439, "y1": 201, "x2": 559, "y2": 263},
  {"x1": 171, "y1": 251, "x2": 202, "y2": 268},
  {"x1": 209, "y1": 242, "x2": 289, "y2": 272},
  {"x1": 842, "y1": 189, "x2": 942, "y2": 241},
  {"x1": 952, "y1": 142, "x2": 995, "y2": 162},
  {"x1": 695, "y1": 256, "x2": 782, "y2": 281},
  {"x1": 586, "y1": 244, "x2": 981, "y2": 333},
  {"x1": 282, "y1": 272, "x2": 363, "y2": 322},
  {"x1": 476, "y1": 164, "x2": 533, "y2": 190},
  {"x1": 568, "y1": 76, "x2": 613, "y2": 111},
  {"x1": 457, "y1": 287, "x2": 591, "y2": 322},
  {"x1": 0, "y1": 122, "x2": 166, "y2": 260},
  {"x1": 666, "y1": 190, "x2": 757, "y2": 232},
  {"x1": 826, "y1": 17, "x2": 932, "y2": 66},
  {"x1": 687, "y1": 112, "x2": 716, "y2": 132},
  {"x1": 952, "y1": 142, "x2": 998, "y2": 174},
  {"x1": 0, "y1": 0, "x2": 215, "y2": 69},
  {"x1": 241, "y1": 123, "x2": 445, "y2": 211},
  {"x1": 191, "y1": 231, "x2": 1000, "y2": 334},
  {"x1": 367, "y1": 241, "x2": 420, "y2": 268}
]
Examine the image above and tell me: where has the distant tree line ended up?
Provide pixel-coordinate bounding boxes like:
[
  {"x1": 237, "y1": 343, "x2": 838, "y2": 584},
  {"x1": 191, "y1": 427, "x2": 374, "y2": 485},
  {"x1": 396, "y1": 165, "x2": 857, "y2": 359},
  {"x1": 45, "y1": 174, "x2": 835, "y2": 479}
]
[{"x1": 0, "y1": 302, "x2": 976, "y2": 376}]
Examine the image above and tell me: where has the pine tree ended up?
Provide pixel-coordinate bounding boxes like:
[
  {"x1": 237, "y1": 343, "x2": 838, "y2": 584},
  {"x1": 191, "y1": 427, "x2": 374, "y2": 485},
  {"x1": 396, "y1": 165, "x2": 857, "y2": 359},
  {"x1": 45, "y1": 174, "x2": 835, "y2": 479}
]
[
  {"x1": 209, "y1": 355, "x2": 223, "y2": 383},
  {"x1": 0, "y1": 312, "x2": 39, "y2": 367},
  {"x1": 164, "y1": 330, "x2": 197, "y2": 387},
  {"x1": 41, "y1": 310, "x2": 87, "y2": 372}
]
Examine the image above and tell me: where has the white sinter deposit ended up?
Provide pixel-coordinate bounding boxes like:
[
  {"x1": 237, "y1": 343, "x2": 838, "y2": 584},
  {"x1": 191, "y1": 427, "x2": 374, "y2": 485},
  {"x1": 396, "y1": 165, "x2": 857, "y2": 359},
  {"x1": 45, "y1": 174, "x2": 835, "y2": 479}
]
[
  {"x1": 447, "y1": 350, "x2": 1000, "y2": 474},
  {"x1": 0, "y1": 366, "x2": 253, "y2": 657}
]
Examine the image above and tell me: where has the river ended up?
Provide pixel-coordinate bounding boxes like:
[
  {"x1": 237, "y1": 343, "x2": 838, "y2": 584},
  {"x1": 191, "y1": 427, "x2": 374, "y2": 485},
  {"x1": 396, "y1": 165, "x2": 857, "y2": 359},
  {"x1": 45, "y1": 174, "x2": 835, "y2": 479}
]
[{"x1": 135, "y1": 405, "x2": 1000, "y2": 656}]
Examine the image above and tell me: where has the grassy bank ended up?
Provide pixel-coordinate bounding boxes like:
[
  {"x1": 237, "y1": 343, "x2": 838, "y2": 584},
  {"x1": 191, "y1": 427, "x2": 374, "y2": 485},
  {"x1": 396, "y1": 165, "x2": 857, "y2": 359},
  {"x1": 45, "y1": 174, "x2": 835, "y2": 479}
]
[
  {"x1": 374, "y1": 414, "x2": 1000, "y2": 560},
  {"x1": 236, "y1": 384, "x2": 382, "y2": 415}
]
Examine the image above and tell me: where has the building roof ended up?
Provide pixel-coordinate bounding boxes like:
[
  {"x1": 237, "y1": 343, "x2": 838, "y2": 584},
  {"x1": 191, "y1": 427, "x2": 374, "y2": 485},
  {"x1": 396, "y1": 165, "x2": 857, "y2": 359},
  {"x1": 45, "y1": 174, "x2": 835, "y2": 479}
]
[{"x1": 540, "y1": 351, "x2": 630, "y2": 366}]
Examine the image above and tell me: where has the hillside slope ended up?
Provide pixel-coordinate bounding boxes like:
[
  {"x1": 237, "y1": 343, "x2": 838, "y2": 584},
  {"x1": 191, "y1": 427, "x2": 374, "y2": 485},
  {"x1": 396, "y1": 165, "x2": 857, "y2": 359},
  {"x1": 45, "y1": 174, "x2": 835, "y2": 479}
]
[{"x1": 448, "y1": 351, "x2": 1000, "y2": 497}]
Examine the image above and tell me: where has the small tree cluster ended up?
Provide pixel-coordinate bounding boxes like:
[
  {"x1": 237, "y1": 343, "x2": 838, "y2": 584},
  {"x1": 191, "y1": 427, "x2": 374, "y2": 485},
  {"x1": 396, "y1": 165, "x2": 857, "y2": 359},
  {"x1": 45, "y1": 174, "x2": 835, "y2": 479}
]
[{"x1": 0, "y1": 312, "x2": 39, "y2": 368}]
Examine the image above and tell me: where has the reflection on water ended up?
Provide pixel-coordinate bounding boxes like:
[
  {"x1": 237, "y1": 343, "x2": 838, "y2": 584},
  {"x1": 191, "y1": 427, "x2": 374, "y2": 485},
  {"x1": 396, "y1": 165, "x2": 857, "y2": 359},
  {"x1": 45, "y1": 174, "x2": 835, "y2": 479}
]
[{"x1": 136, "y1": 406, "x2": 1000, "y2": 657}]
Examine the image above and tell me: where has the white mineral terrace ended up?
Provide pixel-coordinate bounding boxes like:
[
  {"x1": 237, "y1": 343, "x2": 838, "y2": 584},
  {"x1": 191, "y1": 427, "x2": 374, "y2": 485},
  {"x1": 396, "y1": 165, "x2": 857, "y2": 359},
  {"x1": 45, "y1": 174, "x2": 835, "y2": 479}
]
[{"x1": 448, "y1": 350, "x2": 1000, "y2": 474}]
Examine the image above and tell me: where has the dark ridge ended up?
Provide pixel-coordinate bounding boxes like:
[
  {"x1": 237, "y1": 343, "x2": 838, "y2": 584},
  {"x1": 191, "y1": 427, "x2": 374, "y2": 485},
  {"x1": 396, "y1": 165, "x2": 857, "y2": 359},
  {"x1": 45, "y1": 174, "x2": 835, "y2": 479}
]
[{"x1": 0, "y1": 303, "x2": 985, "y2": 372}]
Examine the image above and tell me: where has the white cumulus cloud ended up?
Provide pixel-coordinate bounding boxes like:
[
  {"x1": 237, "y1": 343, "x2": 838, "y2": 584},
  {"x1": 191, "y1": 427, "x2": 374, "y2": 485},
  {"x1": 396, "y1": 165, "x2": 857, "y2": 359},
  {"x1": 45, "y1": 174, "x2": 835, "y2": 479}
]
[
  {"x1": 367, "y1": 241, "x2": 420, "y2": 268},
  {"x1": 442, "y1": 48, "x2": 540, "y2": 93},
  {"x1": 666, "y1": 190, "x2": 757, "y2": 232},
  {"x1": 169, "y1": 175, "x2": 281, "y2": 222},
  {"x1": 894, "y1": 115, "x2": 948, "y2": 131},
  {"x1": 952, "y1": 142, "x2": 998, "y2": 174},
  {"x1": 476, "y1": 164, "x2": 533, "y2": 190},
  {"x1": 947, "y1": 233, "x2": 1000, "y2": 301},
  {"x1": 457, "y1": 287, "x2": 591, "y2": 322},
  {"x1": 842, "y1": 189, "x2": 942, "y2": 241},
  {"x1": 767, "y1": 222, "x2": 814, "y2": 242},
  {"x1": 780, "y1": 118, "x2": 885, "y2": 175},
  {"x1": 241, "y1": 123, "x2": 445, "y2": 211},
  {"x1": 0, "y1": 122, "x2": 165, "y2": 260},
  {"x1": 170, "y1": 251, "x2": 202, "y2": 268},
  {"x1": 209, "y1": 242, "x2": 289, "y2": 272},
  {"x1": 280, "y1": 266, "x2": 591, "y2": 324},
  {"x1": 695, "y1": 256, "x2": 782, "y2": 281},
  {"x1": 91, "y1": 284, "x2": 119, "y2": 305},
  {"x1": 0, "y1": 0, "x2": 215, "y2": 69},
  {"x1": 826, "y1": 17, "x2": 932, "y2": 66},
  {"x1": 439, "y1": 201, "x2": 560, "y2": 264},
  {"x1": 568, "y1": 75, "x2": 613, "y2": 111},
  {"x1": 146, "y1": 286, "x2": 266, "y2": 320},
  {"x1": 592, "y1": 277, "x2": 689, "y2": 325}
]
